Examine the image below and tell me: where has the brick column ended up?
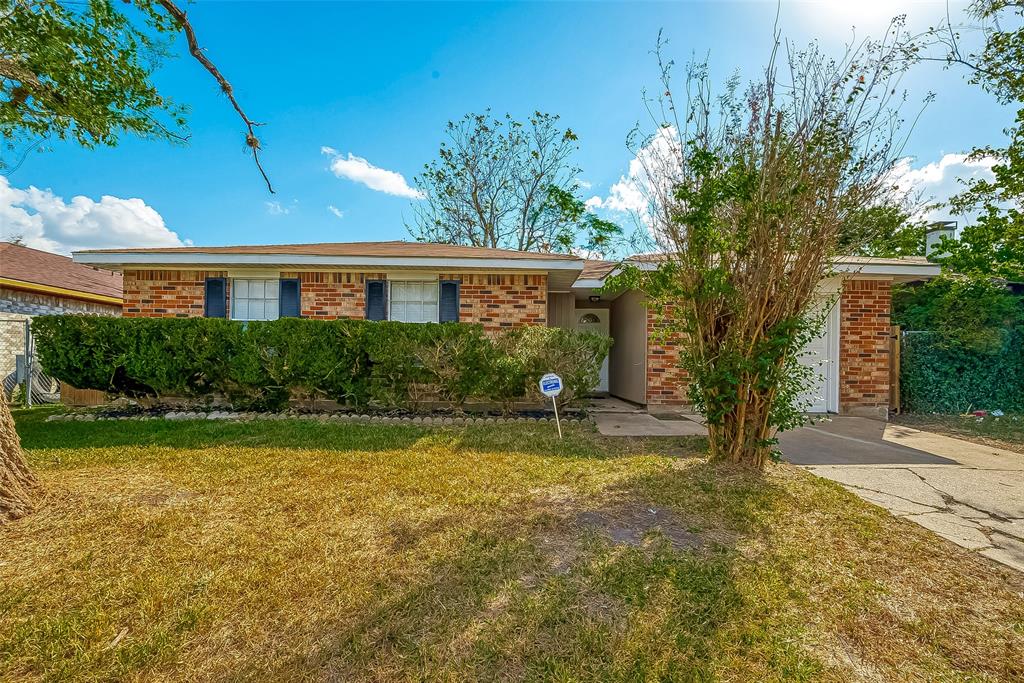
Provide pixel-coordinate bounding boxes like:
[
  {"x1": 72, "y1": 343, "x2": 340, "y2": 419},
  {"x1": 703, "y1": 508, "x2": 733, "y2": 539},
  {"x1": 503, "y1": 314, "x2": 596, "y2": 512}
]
[{"x1": 838, "y1": 279, "x2": 892, "y2": 418}]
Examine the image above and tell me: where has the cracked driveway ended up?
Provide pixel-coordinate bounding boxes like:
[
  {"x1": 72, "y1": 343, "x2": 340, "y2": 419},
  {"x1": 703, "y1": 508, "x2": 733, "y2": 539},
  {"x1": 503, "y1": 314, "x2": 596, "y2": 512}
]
[{"x1": 779, "y1": 418, "x2": 1024, "y2": 572}]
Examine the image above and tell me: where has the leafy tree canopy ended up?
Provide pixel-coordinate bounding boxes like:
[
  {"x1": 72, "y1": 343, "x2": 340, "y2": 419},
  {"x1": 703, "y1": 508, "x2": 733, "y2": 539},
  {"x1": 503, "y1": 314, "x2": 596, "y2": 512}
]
[
  {"x1": 928, "y1": 0, "x2": 1024, "y2": 280},
  {"x1": 1, "y1": 0, "x2": 270, "y2": 188}
]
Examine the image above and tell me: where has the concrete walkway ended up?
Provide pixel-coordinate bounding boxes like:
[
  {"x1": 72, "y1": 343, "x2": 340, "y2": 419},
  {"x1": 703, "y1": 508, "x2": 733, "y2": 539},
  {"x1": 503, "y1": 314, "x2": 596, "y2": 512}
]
[
  {"x1": 780, "y1": 418, "x2": 1024, "y2": 573},
  {"x1": 593, "y1": 412, "x2": 707, "y2": 437}
]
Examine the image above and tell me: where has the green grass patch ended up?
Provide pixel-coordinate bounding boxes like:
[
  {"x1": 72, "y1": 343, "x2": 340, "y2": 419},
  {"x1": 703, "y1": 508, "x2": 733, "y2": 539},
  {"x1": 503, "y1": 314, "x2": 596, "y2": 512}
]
[{"x1": 2, "y1": 407, "x2": 1022, "y2": 681}]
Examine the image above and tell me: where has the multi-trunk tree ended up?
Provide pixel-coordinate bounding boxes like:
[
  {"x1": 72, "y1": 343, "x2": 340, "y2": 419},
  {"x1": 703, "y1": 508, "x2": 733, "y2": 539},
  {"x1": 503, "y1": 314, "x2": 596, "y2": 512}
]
[{"x1": 613, "y1": 27, "x2": 924, "y2": 468}]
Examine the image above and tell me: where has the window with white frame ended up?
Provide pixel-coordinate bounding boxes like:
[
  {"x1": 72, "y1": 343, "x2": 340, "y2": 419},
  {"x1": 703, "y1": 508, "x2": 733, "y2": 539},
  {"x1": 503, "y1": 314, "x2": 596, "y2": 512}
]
[
  {"x1": 231, "y1": 279, "x2": 280, "y2": 321},
  {"x1": 388, "y1": 281, "x2": 438, "y2": 323}
]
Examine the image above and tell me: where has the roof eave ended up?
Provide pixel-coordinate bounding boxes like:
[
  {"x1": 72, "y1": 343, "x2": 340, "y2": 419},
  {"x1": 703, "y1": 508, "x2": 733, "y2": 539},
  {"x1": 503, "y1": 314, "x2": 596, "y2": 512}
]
[
  {"x1": 0, "y1": 276, "x2": 123, "y2": 305},
  {"x1": 72, "y1": 252, "x2": 586, "y2": 272}
]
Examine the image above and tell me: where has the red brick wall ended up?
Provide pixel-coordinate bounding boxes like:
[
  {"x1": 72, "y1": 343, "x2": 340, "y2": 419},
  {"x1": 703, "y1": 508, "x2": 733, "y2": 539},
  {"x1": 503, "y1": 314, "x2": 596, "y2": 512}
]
[
  {"x1": 123, "y1": 270, "x2": 226, "y2": 317},
  {"x1": 839, "y1": 279, "x2": 892, "y2": 415},
  {"x1": 122, "y1": 270, "x2": 547, "y2": 330},
  {"x1": 439, "y1": 273, "x2": 547, "y2": 333},
  {"x1": 646, "y1": 305, "x2": 689, "y2": 406},
  {"x1": 280, "y1": 271, "x2": 386, "y2": 319}
]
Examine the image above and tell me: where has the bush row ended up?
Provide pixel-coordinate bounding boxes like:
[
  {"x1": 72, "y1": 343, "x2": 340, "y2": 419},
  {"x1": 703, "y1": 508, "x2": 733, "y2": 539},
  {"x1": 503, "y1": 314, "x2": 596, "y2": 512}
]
[
  {"x1": 31, "y1": 316, "x2": 612, "y2": 412},
  {"x1": 900, "y1": 329, "x2": 1024, "y2": 413}
]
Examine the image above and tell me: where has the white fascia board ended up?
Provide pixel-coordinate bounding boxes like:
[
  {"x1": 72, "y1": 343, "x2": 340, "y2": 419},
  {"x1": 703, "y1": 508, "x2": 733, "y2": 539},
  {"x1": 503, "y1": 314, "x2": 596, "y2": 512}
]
[
  {"x1": 832, "y1": 262, "x2": 941, "y2": 276},
  {"x1": 73, "y1": 252, "x2": 586, "y2": 272},
  {"x1": 572, "y1": 260, "x2": 939, "y2": 288}
]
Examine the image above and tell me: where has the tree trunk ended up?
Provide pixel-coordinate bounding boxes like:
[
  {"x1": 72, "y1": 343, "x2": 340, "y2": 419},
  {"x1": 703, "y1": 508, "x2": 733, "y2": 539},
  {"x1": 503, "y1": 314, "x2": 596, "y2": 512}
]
[
  {"x1": 706, "y1": 382, "x2": 774, "y2": 469},
  {"x1": 0, "y1": 392, "x2": 35, "y2": 522}
]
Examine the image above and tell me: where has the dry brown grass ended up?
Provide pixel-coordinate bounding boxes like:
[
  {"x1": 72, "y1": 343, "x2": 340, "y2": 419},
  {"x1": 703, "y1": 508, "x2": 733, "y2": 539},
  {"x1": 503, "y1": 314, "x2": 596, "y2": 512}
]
[
  {"x1": 895, "y1": 413, "x2": 1024, "y2": 455},
  {"x1": 1, "y1": 410, "x2": 1022, "y2": 681}
]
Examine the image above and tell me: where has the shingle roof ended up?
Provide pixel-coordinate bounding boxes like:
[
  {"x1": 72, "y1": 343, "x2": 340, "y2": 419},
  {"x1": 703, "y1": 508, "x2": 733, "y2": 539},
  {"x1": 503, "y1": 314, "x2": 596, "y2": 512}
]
[
  {"x1": 579, "y1": 260, "x2": 618, "y2": 279},
  {"x1": 1, "y1": 242, "x2": 123, "y2": 300},
  {"x1": 77, "y1": 240, "x2": 581, "y2": 261}
]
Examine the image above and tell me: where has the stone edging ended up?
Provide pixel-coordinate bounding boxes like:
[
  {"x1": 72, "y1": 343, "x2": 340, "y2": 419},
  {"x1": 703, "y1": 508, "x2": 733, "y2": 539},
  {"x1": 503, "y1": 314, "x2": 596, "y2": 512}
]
[{"x1": 45, "y1": 411, "x2": 589, "y2": 426}]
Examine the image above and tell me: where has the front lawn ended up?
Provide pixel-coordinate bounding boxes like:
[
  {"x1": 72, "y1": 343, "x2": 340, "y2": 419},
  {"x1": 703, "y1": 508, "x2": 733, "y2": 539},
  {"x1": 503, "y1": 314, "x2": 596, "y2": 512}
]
[
  {"x1": 895, "y1": 412, "x2": 1024, "y2": 454},
  {"x1": 2, "y1": 408, "x2": 1022, "y2": 682}
]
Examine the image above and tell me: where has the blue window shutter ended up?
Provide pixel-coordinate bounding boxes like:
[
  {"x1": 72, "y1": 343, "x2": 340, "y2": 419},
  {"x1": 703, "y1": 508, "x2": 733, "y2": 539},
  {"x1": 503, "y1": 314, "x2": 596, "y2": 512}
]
[
  {"x1": 439, "y1": 280, "x2": 460, "y2": 323},
  {"x1": 204, "y1": 278, "x2": 226, "y2": 318},
  {"x1": 279, "y1": 279, "x2": 301, "y2": 317},
  {"x1": 366, "y1": 280, "x2": 387, "y2": 320}
]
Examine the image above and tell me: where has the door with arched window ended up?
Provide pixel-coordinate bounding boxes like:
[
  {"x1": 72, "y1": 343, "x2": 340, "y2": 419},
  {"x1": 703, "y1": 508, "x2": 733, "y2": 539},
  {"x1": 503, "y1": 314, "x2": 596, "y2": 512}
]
[{"x1": 574, "y1": 308, "x2": 610, "y2": 392}]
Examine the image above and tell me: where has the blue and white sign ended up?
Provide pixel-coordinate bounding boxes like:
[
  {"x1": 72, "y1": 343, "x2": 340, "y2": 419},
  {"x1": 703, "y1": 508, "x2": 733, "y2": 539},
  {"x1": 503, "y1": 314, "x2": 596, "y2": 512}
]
[{"x1": 539, "y1": 372, "x2": 563, "y2": 397}]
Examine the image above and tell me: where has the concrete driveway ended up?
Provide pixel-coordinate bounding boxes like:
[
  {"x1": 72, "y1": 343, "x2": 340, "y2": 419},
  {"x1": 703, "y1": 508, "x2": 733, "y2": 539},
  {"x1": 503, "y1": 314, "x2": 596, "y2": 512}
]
[{"x1": 779, "y1": 417, "x2": 1024, "y2": 572}]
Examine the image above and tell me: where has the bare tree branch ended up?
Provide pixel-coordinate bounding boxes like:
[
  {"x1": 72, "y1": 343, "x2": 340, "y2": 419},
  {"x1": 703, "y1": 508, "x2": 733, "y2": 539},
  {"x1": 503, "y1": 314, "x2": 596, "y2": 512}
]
[{"x1": 154, "y1": 0, "x2": 274, "y2": 193}]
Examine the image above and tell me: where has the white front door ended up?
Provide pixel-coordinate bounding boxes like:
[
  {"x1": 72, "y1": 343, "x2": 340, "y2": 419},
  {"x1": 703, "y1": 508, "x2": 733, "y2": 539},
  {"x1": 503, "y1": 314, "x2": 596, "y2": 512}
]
[
  {"x1": 574, "y1": 308, "x2": 610, "y2": 393},
  {"x1": 796, "y1": 300, "x2": 840, "y2": 413}
]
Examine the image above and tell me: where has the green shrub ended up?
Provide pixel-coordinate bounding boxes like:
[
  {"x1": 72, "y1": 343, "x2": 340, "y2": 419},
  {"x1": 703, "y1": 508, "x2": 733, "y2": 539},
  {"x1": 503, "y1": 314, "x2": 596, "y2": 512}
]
[
  {"x1": 900, "y1": 329, "x2": 1024, "y2": 414},
  {"x1": 31, "y1": 316, "x2": 612, "y2": 412},
  {"x1": 893, "y1": 274, "x2": 1024, "y2": 414},
  {"x1": 494, "y1": 326, "x2": 613, "y2": 406}
]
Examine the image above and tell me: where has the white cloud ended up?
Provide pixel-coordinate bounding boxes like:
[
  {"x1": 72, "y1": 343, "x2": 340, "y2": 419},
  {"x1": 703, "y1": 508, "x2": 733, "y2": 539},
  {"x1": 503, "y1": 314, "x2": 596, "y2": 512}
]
[
  {"x1": 0, "y1": 176, "x2": 186, "y2": 255},
  {"x1": 890, "y1": 153, "x2": 998, "y2": 228},
  {"x1": 576, "y1": 178, "x2": 593, "y2": 190},
  {"x1": 327, "y1": 204, "x2": 344, "y2": 219},
  {"x1": 320, "y1": 146, "x2": 423, "y2": 199},
  {"x1": 585, "y1": 126, "x2": 682, "y2": 226},
  {"x1": 265, "y1": 200, "x2": 290, "y2": 215}
]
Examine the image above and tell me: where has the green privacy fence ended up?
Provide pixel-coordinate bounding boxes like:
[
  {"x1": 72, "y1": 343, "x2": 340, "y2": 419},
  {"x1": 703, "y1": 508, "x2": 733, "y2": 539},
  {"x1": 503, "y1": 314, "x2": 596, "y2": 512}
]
[{"x1": 899, "y1": 329, "x2": 1024, "y2": 414}]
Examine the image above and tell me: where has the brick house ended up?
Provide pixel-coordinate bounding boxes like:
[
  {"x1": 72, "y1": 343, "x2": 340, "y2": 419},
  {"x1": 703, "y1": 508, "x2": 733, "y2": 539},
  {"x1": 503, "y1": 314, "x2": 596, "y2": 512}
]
[
  {"x1": 1, "y1": 242, "x2": 123, "y2": 380},
  {"x1": 73, "y1": 241, "x2": 939, "y2": 418}
]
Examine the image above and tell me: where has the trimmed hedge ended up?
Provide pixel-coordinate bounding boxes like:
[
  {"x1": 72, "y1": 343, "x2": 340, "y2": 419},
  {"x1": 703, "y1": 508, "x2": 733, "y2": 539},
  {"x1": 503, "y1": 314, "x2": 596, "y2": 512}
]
[
  {"x1": 900, "y1": 329, "x2": 1024, "y2": 413},
  {"x1": 31, "y1": 316, "x2": 612, "y2": 412}
]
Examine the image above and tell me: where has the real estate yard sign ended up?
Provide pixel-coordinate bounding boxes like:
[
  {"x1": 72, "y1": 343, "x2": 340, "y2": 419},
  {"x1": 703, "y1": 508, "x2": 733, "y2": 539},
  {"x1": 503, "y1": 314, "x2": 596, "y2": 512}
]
[{"x1": 539, "y1": 373, "x2": 563, "y2": 439}]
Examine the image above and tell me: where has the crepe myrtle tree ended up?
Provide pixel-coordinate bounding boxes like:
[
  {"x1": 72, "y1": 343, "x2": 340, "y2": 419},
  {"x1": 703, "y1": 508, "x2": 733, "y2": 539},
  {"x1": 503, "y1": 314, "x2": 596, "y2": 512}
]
[
  {"x1": 0, "y1": 0, "x2": 270, "y2": 520},
  {"x1": 409, "y1": 111, "x2": 621, "y2": 255},
  {"x1": 610, "y1": 26, "x2": 924, "y2": 469}
]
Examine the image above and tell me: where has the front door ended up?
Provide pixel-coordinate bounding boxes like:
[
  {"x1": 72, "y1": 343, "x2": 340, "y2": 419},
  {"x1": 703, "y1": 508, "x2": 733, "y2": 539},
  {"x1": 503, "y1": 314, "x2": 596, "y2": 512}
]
[
  {"x1": 797, "y1": 300, "x2": 840, "y2": 413},
  {"x1": 574, "y1": 308, "x2": 610, "y2": 393}
]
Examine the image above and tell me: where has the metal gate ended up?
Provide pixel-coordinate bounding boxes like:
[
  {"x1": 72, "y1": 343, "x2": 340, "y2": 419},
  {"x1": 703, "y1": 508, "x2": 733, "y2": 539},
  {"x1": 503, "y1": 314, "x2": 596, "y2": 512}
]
[{"x1": 0, "y1": 317, "x2": 59, "y2": 406}]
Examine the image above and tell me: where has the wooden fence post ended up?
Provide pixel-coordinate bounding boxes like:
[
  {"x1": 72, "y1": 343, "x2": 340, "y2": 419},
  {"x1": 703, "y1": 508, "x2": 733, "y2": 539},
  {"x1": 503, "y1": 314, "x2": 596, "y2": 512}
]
[{"x1": 890, "y1": 325, "x2": 901, "y2": 415}]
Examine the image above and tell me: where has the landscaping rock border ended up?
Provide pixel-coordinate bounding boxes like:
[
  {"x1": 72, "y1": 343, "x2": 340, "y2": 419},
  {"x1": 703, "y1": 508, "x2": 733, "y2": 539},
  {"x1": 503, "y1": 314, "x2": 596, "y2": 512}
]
[{"x1": 44, "y1": 410, "x2": 590, "y2": 426}]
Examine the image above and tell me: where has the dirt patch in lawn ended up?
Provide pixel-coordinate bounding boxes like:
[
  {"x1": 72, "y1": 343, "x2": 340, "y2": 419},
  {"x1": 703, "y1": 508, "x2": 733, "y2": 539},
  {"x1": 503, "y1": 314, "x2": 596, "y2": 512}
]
[{"x1": 576, "y1": 504, "x2": 706, "y2": 550}]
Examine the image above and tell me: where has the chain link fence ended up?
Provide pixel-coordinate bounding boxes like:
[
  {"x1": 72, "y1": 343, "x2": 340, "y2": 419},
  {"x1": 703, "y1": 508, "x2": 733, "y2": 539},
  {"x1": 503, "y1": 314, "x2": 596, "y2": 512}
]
[{"x1": 0, "y1": 317, "x2": 59, "y2": 405}]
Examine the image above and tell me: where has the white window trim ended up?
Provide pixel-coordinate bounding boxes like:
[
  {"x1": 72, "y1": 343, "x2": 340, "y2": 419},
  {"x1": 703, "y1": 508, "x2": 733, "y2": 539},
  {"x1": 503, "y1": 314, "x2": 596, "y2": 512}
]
[
  {"x1": 230, "y1": 277, "x2": 281, "y2": 322},
  {"x1": 387, "y1": 280, "x2": 440, "y2": 324}
]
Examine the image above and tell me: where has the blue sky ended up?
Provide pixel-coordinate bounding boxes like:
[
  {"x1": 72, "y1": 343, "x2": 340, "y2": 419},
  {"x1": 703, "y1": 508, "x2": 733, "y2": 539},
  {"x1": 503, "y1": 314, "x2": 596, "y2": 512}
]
[{"x1": 0, "y1": 0, "x2": 1011, "y2": 254}]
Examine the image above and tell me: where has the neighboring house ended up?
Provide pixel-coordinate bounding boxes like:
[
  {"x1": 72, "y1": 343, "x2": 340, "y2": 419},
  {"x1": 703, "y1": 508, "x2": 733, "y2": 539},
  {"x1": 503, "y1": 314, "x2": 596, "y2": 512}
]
[
  {"x1": 1, "y1": 242, "x2": 123, "y2": 380},
  {"x1": 72, "y1": 241, "x2": 940, "y2": 418}
]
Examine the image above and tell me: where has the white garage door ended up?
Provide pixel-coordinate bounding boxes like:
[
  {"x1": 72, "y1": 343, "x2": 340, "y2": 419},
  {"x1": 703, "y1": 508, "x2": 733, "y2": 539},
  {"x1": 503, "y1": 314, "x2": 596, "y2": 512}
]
[{"x1": 796, "y1": 301, "x2": 840, "y2": 413}]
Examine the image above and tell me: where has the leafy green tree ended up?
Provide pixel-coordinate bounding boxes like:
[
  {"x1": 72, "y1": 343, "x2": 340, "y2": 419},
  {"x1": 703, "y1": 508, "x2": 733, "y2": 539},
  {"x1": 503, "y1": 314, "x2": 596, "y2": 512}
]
[
  {"x1": 929, "y1": 0, "x2": 1024, "y2": 280},
  {"x1": 409, "y1": 111, "x2": 621, "y2": 255},
  {"x1": 0, "y1": 0, "x2": 271, "y2": 189},
  {"x1": 840, "y1": 205, "x2": 928, "y2": 258},
  {"x1": 893, "y1": 274, "x2": 1023, "y2": 350}
]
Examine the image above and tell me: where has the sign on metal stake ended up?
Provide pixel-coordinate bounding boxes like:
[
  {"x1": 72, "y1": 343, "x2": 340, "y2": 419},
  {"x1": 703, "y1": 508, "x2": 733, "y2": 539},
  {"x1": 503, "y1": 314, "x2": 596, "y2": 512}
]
[{"x1": 538, "y1": 373, "x2": 564, "y2": 439}]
